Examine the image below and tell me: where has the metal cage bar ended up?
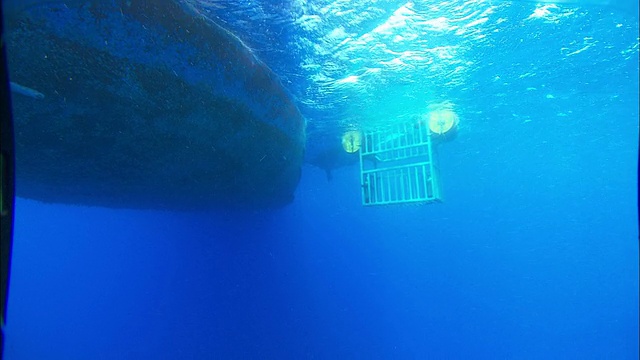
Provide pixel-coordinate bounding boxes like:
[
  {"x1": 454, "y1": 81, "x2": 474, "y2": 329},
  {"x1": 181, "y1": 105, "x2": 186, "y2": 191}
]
[{"x1": 360, "y1": 121, "x2": 441, "y2": 206}]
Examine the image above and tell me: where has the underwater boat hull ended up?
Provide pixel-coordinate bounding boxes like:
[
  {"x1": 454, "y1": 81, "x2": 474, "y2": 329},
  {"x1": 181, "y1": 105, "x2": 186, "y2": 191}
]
[{"x1": 6, "y1": 0, "x2": 305, "y2": 209}]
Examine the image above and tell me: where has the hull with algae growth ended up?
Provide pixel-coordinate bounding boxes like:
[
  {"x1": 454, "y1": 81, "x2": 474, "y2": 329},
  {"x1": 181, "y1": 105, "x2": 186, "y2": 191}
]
[{"x1": 5, "y1": 0, "x2": 305, "y2": 209}]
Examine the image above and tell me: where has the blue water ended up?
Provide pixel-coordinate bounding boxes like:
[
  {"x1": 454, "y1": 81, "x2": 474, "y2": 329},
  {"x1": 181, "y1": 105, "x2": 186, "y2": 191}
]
[{"x1": 4, "y1": 0, "x2": 639, "y2": 359}]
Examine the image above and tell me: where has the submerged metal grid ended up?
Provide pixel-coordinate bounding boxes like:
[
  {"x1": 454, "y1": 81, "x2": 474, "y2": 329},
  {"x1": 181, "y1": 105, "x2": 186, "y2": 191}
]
[{"x1": 359, "y1": 121, "x2": 441, "y2": 206}]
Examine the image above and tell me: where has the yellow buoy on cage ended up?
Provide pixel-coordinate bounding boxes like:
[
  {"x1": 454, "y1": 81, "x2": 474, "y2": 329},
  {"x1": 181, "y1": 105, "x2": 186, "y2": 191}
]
[
  {"x1": 341, "y1": 130, "x2": 362, "y2": 153},
  {"x1": 428, "y1": 109, "x2": 459, "y2": 139}
]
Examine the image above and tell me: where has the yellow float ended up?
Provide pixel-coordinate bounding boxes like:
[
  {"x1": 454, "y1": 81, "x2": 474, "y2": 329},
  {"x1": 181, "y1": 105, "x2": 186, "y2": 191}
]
[
  {"x1": 341, "y1": 130, "x2": 362, "y2": 153},
  {"x1": 428, "y1": 109, "x2": 459, "y2": 137}
]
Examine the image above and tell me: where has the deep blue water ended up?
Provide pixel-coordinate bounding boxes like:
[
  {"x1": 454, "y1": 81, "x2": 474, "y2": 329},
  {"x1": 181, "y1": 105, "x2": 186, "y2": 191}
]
[{"x1": 3, "y1": 0, "x2": 639, "y2": 359}]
